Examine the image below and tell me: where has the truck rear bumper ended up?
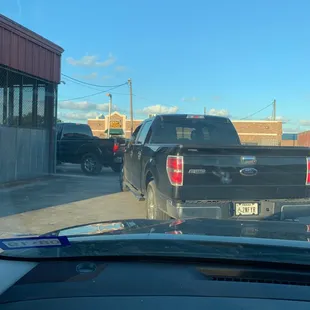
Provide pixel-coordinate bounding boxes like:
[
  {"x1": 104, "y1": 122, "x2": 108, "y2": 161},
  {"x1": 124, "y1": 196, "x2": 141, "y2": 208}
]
[{"x1": 164, "y1": 197, "x2": 310, "y2": 222}]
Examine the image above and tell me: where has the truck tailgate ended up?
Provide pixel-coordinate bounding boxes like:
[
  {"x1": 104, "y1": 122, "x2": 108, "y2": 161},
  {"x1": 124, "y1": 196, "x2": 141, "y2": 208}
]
[
  {"x1": 177, "y1": 146, "x2": 310, "y2": 200},
  {"x1": 94, "y1": 138, "x2": 115, "y2": 162}
]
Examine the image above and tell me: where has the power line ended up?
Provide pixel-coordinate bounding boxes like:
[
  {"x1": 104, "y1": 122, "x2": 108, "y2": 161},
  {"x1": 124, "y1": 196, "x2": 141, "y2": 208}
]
[
  {"x1": 61, "y1": 73, "x2": 128, "y2": 88},
  {"x1": 62, "y1": 76, "x2": 103, "y2": 92},
  {"x1": 240, "y1": 103, "x2": 273, "y2": 120},
  {"x1": 59, "y1": 83, "x2": 128, "y2": 102},
  {"x1": 97, "y1": 91, "x2": 180, "y2": 110},
  {"x1": 60, "y1": 74, "x2": 178, "y2": 110}
]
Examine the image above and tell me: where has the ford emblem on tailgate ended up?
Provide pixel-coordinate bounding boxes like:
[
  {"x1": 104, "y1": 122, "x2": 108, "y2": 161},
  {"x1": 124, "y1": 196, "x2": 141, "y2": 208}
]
[{"x1": 240, "y1": 167, "x2": 258, "y2": 176}]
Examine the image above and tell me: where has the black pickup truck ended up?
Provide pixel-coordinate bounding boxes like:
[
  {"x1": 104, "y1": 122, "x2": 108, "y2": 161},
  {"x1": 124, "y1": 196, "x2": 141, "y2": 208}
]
[
  {"x1": 57, "y1": 123, "x2": 122, "y2": 175},
  {"x1": 121, "y1": 114, "x2": 310, "y2": 221}
]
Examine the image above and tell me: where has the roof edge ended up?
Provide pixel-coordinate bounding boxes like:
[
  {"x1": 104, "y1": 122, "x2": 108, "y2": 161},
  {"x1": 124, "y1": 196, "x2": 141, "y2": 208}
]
[{"x1": 0, "y1": 14, "x2": 64, "y2": 54}]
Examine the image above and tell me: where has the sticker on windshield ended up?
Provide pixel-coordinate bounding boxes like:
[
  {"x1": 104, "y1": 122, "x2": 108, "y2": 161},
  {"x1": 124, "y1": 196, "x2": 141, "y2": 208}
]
[{"x1": 0, "y1": 236, "x2": 70, "y2": 250}]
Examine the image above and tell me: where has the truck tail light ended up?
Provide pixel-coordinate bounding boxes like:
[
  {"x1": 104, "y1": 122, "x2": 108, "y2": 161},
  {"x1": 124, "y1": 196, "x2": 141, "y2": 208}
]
[
  {"x1": 306, "y1": 158, "x2": 310, "y2": 185},
  {"x1": 169, "y1": 219, "x2": 185, "y2": 227},
  {"x1": 166, "y1": 155, "x2": 184, "y2": 186},
  {"x1": 165, "y1": 230, "x2": 183, "y2": 235},
  {"x1": 113, "y1": 143, "x2": 119, "y2": 153}
]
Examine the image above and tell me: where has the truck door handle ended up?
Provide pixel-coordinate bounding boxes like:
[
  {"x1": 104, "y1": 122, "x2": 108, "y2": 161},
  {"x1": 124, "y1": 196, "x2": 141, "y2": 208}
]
[{"x1": 137, "y1": 151, "x2": 142, "y2": 160}]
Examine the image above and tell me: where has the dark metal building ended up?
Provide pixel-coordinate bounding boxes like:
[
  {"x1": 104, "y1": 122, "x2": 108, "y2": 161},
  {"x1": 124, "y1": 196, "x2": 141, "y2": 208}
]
[{"x1": 0, "y1": 14, "x2": 64, "y2": 183}]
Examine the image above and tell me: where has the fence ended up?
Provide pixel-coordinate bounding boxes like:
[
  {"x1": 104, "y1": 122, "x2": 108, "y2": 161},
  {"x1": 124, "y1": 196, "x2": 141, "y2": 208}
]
[{"x1": 0, "y1": 65, "x2": 57, "y2": 182}]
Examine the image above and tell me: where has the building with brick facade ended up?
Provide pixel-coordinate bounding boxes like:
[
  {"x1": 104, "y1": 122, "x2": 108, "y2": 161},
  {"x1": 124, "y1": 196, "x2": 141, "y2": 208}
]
[
  {"x1": 88, "y1": 112, "x2": 285, "y2": 146},
  {"x1": 297, "y1": 131, "x2": 310, "y2": 147},
  {"x1": 88, "y1": 111, "x2": 143, "y2": 139},
  {"x1": 232, "y1": 120, "x2": 282, "y2": 146}
]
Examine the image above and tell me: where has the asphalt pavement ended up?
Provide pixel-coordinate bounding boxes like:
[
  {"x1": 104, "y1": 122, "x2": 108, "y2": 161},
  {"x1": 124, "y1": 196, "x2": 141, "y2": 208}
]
[{"x1": 0, "y1": 164, "x2": 146, "y2": 235}]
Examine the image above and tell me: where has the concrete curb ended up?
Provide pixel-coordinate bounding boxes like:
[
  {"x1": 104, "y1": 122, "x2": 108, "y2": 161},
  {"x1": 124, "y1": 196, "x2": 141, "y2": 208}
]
[{"x1": 0, "y1": 175, "x2": 56, "y2": 189}]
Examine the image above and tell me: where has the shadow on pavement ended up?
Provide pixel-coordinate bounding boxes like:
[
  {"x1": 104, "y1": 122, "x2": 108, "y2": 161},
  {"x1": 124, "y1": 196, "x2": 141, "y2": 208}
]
[{"x1": 0, "y1": 165, "x2": 121, "y2": 218}]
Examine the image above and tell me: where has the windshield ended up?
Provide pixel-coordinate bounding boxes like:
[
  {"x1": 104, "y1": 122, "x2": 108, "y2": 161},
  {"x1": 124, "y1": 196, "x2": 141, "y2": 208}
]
[{"x1": 1, "y1": 0, "x2": 310, "y2": 265}]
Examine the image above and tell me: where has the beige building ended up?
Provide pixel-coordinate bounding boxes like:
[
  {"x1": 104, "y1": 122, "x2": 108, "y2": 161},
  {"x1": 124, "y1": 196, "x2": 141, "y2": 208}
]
[
  {"x1": 88, "y1": 111, "x2": 143, "y2": 139},
  {"x1": 232, "y1": 120, "x2": 283, "y2": 146},
  {"x1": 88, "y1": 112, "x2": 283, "y2": 146}
]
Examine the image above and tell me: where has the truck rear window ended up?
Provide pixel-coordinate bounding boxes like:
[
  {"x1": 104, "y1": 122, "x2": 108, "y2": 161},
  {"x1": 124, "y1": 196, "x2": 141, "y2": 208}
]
[
  {"x1": 150, "y1": 118, "x2": 240, "y2": 145},
  {"x1": 62, "y1": 124, "x2": 93, "y2": 138}
]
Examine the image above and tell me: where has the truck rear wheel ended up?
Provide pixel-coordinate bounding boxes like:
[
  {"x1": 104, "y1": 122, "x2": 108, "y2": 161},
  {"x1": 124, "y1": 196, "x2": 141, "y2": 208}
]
[
  {"x1": 120, "y1": 167, "x2": 129, "y2": 192},
  {"x1": 146, "y1": 181, "x2": 172, "y2": 220},
  {"x1": 81, "y1": 153, "x2": 102, "y2": 175},
  {"x1": 146, "y1": 181, "x2": 158, "y2": 219}
]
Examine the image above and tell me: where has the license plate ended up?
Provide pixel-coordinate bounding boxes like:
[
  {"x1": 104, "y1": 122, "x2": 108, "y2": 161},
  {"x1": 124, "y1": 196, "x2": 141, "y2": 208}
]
[
  {"x1": 235, "y1": 203, "x2": 259, "y2": 215},
  {"x1": 114, "y1": 157, "x2": 122, "y2": 163}
]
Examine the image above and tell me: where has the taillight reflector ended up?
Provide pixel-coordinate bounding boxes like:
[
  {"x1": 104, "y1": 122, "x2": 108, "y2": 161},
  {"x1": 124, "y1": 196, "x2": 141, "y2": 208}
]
[
  {"x1": 113, "y1": 143, "x2": 119, "y2": 153},
  {"x1": 166, "y1": 155, "x2": 184, "y2": 186},
  {"x1": 169, "y1": 219, "x2": 185, "y2": 227},
  {"x1": 306, "y1": 157, "x2": 310, "y2": 185},
  {"x1": 165, "y1": 230, "x2": 183, "y2": 235}
]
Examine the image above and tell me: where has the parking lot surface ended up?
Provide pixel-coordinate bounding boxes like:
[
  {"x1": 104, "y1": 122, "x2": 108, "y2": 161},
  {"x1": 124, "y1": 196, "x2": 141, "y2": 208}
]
[{"x1": 0, "y1": 164, "x2": 146, "y2": 235}]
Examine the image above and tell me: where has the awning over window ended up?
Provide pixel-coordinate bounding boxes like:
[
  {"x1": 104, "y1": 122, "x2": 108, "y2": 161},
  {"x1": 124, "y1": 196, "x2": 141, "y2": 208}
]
[{"x1": 104, "y1": 128, "x2": 124, "y2": 135}]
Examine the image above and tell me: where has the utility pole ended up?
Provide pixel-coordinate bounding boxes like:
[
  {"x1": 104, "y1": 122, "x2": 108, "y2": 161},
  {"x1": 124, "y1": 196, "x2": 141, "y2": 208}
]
[
  {"x1": 272, "y1": 99, "x2": 276, "y2": 121},
  {"x1": 106, "y1": 93, "x2": 112, "y2": 138},
  {"x1": 204, "y1": 107, "x2": 206, "y2": 115},
  {"x1": 128, "y1": 78, "x2": 133, "y2": 135}
]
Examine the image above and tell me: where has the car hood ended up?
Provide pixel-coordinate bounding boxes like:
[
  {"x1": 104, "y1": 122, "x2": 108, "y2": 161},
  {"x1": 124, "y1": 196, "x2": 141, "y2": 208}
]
[{"x1": 43, "y1": 218, "x2": 310, "y2": 242}]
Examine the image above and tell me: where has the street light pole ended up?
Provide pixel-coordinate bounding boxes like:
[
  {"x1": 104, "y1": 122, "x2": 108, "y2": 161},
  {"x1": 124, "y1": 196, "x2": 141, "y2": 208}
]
[
  {"x1": 107, "y1": 93, "x2": 112, "y2": 138},
  {"x1": 272, "y1": 99, "x2": 276, "y2": 121},
  {"x1": 128, "y1": 78, "x2": 133, "y2": 135}
]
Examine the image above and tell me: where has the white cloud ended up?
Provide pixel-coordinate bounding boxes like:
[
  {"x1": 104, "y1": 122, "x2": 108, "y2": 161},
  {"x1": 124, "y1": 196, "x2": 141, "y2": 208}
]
[
  {"x1": 58, "y1": 111, "x2": 100, "y2": 121},
  {"x1": 181, "y1": 97, "x2": 199, "y2": 102},
  {"x1": 139, "y1": 105, "x2": 179, "y2": 115},
  {"x1": 115, "y1": 65, "x2": 127, "y2": 72},
  {"x1": 66, "y1": 54, "x2": 116, "y2": 67},
  {"x1": 300, "y1": 120, "x2": 310, "y2": 126},
  {"x1": 73, "y1": 72, "x2": 98, "y2": 80},
  {"x1": 283, "y1": 126, "x2": 301, "y2": 133},
  {"x1": 59, "y1": 101, "x2": 95, "y2": 110},
  {"x1": 59, "y1": 101, "x2": 118, "y2": 112},
  {"x1": 266, "y1": 116, "x2": 290, "y2": 123},
  {"x1": 208, "y1": 108, "x2": 231, "y2": 117},
  {"x1": 96, "y1": 103, "x2": 118, "y2": 112}
]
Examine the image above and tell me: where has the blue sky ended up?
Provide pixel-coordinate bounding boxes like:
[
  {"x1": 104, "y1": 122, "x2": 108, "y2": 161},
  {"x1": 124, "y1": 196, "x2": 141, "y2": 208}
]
[{"x1": 1, "y1": 0, "x2": 310, "y2": 132}]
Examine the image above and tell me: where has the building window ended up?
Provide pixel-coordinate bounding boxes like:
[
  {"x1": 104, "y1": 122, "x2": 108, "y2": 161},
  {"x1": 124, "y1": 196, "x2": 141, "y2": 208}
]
[
  {"x1": 37, "y1": 83, "x2": 46, "y2": 128},
  {"x1": 0, "y1": 67, "x2": 8, "y2": 125},
  {"x1": 7, "y1": 70, "x2": 22, "y2": 126},
  {"x1": 21, "y1": 75, "x2": 34, "y2": 128},
  {"x1": 0, "y1": 66, "x2": 57, "y2": 130}
]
